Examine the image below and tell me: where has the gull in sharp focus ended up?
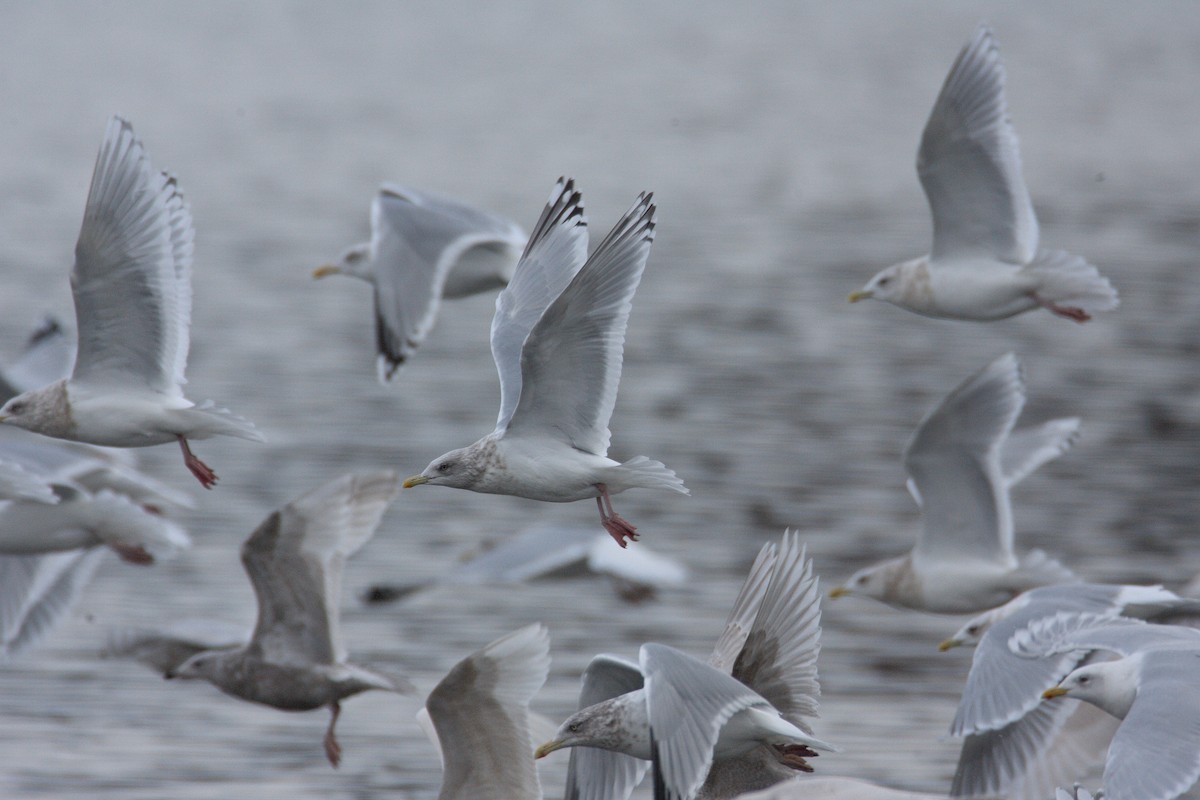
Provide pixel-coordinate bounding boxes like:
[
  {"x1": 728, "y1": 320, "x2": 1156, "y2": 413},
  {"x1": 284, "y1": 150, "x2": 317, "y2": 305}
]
[
  {"x1": 314, "y1": 184, "x2": 527, "y2": 381},
  {"x1": 0, "y1": 116, "x2": 264, "y2": 489},
  {"x1": 403, "y1": 178, "x2": 687, "y2": 547},
  {"x1": 939, "y1": 583, "x2": 1200, "y2": 800},
  {"x1": 536, "y1": 531, "x2": 836, "y2": 800},
  {"x1": 136, "y1": 471, "x2": 412, "y2": 767},
  {"x1": 829, "y1": 353, "x2": 1078, "y2": 613},
  {"x1": 419, "y1": 623, "x2": 551, "y2": 800},
  {"x1": 1025, "y1": 614, "x2": 1200, "y2": 800},
  {"x1": 848, "y1": 25, "x2": 1117, "y2": 322}
]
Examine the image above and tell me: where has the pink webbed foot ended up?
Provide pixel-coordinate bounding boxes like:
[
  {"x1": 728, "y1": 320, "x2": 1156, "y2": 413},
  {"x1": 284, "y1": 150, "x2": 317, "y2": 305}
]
[
  {"x1": 595, "y1": 484, "x2": 639, "y2": 548},
  {"x1": 177, "y1": 436, "x2": 217, "y2": 489},
  {"x1": 324, "y1": 701, "x2": 342, "y2": 768},
  {"x1": 109, "y1": 541, "x2": 154, "y2": 565}
]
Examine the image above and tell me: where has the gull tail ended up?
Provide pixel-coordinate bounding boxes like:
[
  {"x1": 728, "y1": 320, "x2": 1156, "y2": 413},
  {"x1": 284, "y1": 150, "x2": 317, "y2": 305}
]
[
  {"x1": 1023, "y1": 250, "x2": 1119, "y2": 315},
  {"x1": 190, "y1": 401, "x2": 267, "y2": 443},
  {"x1": 617, "y1": 455, "x2": 689, "y2": 495}
]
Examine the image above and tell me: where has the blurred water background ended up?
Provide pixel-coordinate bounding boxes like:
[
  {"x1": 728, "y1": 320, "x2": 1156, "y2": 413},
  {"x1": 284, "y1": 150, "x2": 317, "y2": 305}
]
[{"x1": 1, "y1": 2, "x2": 1198, "y2": 797}]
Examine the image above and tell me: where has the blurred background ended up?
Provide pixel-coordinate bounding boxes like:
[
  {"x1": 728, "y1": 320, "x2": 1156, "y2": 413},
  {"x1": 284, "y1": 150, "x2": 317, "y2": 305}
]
[{"x1": 0, "y1": 2, "x2": 1198, "y2": 797}]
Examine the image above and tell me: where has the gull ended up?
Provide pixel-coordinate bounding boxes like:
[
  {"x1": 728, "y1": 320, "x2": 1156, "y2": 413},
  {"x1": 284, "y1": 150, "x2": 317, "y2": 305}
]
[
  {"x1": 847, "y1": 25, "x2": 1117, "y2": 322},
  {"x1": 314, "y1": 184, "x2": 527, "y2": 381},
  {"x1": 418, "y1": 624, "x2": 551, "y2": 800},
  {"x1": 536, "y1": 532, "x2": 837, "y2": 800},
  {"x1": 734, "y1": 777, "x2": 952, "y2": 799},
  {"x1": 939, "y1": 584, "x2": 1200, "y2": 800},
  {"x1": 1027, "y1": 614, "x2": 1200, "y2": 800},
  {"x1": 829, "y1": 353, "x2": 1078, "y2": 613},
  {"x1": 141, "y1": 471, "x2": 412, "y2": 767},
  {"x1": 0, "y1": 116, "x2": 264, "y2": 489},
  {"x1": 403, "y1": 178, "x2": 687, "y2": 547},
  {"x1": 361, "y1": 523, "x2": 687, "y2": 605}
]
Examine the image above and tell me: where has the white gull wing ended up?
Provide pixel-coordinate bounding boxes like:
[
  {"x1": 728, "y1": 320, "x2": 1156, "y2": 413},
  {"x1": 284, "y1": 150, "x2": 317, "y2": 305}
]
[
  {"x1": 491, "y1": 178, "x2": 588, "y2": 434},
  {"x1": 1, "y1": 550, "x2": 105, "y2": 657},
  {"x1": 1013, "y1": 613, "x2": 1200, "y2": 660},
  {"x1": 565, "y1": 654, "x2": 649, "y2": 800},
  {"x1": 907, "y1": 353, "x2": 1023, "y2": 567},
  {"x1": 732, "y1": 532, "x2": 822, "y2": 729},
  {"x1": 70, "y1": 116, "x2": 194, "y2": 396},
  {"x1": 242, "y1": 471, "x2": 399, "y2": 666},
  {"x1": 919, "y1": 25, "x2": 1038, "y2": 264},
  {"x1": 1101, "y1": 649, "x2": 1200, "y2": 800},
  {"x1": 951, "y1": 697, "x2": 1118, "y2": 800},
  {"x1": 369, "y1": 184, "x2": 526, "y2": 381},
  {"x1": 642, "y1": 643, "x2": 770, "y2": 800},
  {"x1": 426, "y1": 624, "x2": 550, "y2": 800},
  {"x1": 708, "y1": 541, "x2": 778, "y2": 673},
  {"x1": 504, "y1": 192, "x2": 655, "y2": 455},
  {"x1": 950, "y1": 583, "x2": 1140, "y2": 737},
  {"x1": 1001, "y1": 417, "x2": 1081, "y2": 489}
]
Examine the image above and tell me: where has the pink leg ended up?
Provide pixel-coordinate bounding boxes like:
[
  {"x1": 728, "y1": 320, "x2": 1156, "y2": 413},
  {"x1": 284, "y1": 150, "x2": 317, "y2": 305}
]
[
  {"x1": 108, "y1": 541, "x2": 154, "y2": 565},
  {"x1": 324, "y1": 701, "x2": 342, "y2": 768},
  {"x1": 178, "y1": 436, "x2": 217, "y2": 489},
  {"x1": 595, "y1": 483, "x2": 639, "y2": 548},
  {"x1": 1031, "y1": 293, "x2": 1091, "y2": 323}
]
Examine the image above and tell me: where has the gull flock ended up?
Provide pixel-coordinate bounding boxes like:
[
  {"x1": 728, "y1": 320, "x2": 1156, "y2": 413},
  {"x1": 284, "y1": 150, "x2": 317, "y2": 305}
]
[{"x1": 5, "y1": 22, "x2": 1188, "y2": 800}]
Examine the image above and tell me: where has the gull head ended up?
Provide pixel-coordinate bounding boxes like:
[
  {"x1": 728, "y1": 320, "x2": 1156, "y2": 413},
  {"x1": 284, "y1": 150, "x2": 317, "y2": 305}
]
[
  {"x1": 167, "y1": 650, "x2": 225, "y2": 682},
  {"x1": 939, "y1": 610, "x2": 998, "y2": 652},
  {"x1": 403, "y1": 445, "x2": 488, "y2": 490},
  {"x1": 829, "y1": 561, "x2": 898, "y2": 604},
  {"x1": 1042, "y1": 657, "x2": 1140, "y2": 718},
  {"x1": 0, "y1": 381, "x2": 73, "y2": 438},
  {"x1": 848, "y1": 259, "x2": 925, "y2": 306},
  {"x1": 536, "y1": 698, "x2": 641, "y2": 759},
  {"x1": 313, "y1": 243, "x2": 372, "y2": 281}
]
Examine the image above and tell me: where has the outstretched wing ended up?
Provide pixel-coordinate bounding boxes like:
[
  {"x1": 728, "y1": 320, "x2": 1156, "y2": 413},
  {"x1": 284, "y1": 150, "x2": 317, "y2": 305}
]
[
  {"x1": 243, "y1": 471, "x2": 399, "y2": 665},
  {"x1": 491, "y1": 178, "x2": 588, "y2": 433},
  {"x1": 565, "y1": 653, "x2": 649, "y2": 800},
  {"x1": 919, "y1": 25, "x2": 1038, "y2": 264},
  {"x1": 71, "y1": 116, "x2": 194, "y2": 395},
  {"x1": 504, "y1": 192, "x2": 656, "y2": 455}
]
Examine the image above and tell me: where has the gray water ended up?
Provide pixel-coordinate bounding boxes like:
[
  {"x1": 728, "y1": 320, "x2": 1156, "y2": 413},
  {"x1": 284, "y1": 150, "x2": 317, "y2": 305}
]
[{"x1": 1, "y1": 2, "x2": 1199, "y2": 798}]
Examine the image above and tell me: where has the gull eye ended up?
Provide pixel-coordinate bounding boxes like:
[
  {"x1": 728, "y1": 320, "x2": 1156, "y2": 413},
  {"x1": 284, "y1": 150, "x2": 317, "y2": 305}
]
[
  {"x1": 8, "y1": 401, "x2": 25, "y2": 415},
  {"x1": 967, "y1": 625, "x2": 979, "y2": 635},
  {"x1": 1077, "y1": 676, "x2": 1090, "y2": 685},
  {"x1": 437, "y1": 462, "x2": 452, "y2": 473},
  {"x1": 568, "y1": 722, "x2": 580, "y2": 733},
  {"x1": 878, "y1": 277, "x2": 890, "y2": 287}
]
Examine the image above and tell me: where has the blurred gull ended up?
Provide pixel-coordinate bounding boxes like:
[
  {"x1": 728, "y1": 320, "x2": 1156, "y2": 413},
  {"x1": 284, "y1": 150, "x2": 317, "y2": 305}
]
[
  {"x1": 362, "y1": 523, "x2": 687, "y2": 605},
  {"x1": 1026, "y1": 614, "x2": 1200, "y2": 800},
  {"x1": 0, "y1": 116, "x2": 264, "y2": 489},
  {"x1": 418, "y1": 624, "x2": 551, "y2": 800},
  {"x1": 848, "y1": 25, "x2": 1117, "y2": 322},
  {"x1": 128, "y1": 471, "x2": 413, "y2": 767},
  {"x1": 939, "y1": 583, "x2": 1200, "y2": 800},
  {"x1": 404, "y1": 178, "x2": 687, "y2": 547},
  {"x1": 734, "y1": 777, "x2": 951, "y2": 799},
  {"x1": 830, "y1": 353, "x2": 1078, "y2": 613},
  {"x1": 314, "y1": 184, "x2": 526, "y2": 381},
  {"x1": 536, "y1": 532, "x2": 837, "y2": 800}
]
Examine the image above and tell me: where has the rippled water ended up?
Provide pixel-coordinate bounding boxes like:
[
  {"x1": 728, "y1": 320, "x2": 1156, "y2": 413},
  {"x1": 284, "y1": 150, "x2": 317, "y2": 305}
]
[{"x1": 2, "y1": 2, "x2": 1199, "y2": 798}]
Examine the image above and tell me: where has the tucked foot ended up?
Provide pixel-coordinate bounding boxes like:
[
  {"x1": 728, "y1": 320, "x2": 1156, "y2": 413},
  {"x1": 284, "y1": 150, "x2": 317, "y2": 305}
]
[
  {"x1": 324, "y1": 701, "x2": 342, "y2": 768},
  {"x1": 177, "y1": 436, "x2": 217, "y2": 489},
  {"x1": 109, "y1": 541, "x2": 154, "y2": 565},
  {"x1": 775, "y1": 743, "x2": 818, "y2": 772},
  {"x1": 1033, "y1": 295, "x2": 1091, "y2": 323}
]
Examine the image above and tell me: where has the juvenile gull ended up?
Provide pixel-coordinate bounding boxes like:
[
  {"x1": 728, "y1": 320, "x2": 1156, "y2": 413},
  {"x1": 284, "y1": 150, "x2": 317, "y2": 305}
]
[
  {"x1": 536, "y1": 532, "x2": 837, "y2": 800},
  {"x1": 829, "y1": 353, "x2": 1078, "y2": 613},
  {"x1": 0, "y1": 116, "x2": 264, "y2": 488},
  {"x1": 421, "y1": 624, "x2": 550, "y2": 800},
  {"x1": 1027, "y1": 614, "x2": 1200, "y2": 800},
  {"x1": 847, "y1": 25, "x2": 1117, "y2": 322},
  {"x1": 314, "y1": 184, "x2": 526, "y2": 381},
  {"x1": 403, "y1": 178, "x2": 687, "y2": 547},
  {"x1": 144, "y1": 471, "x2": 412, "y2": 767},
  {"x1": 939, "y1": 583, "x2": 1200, "y2": 800}
]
